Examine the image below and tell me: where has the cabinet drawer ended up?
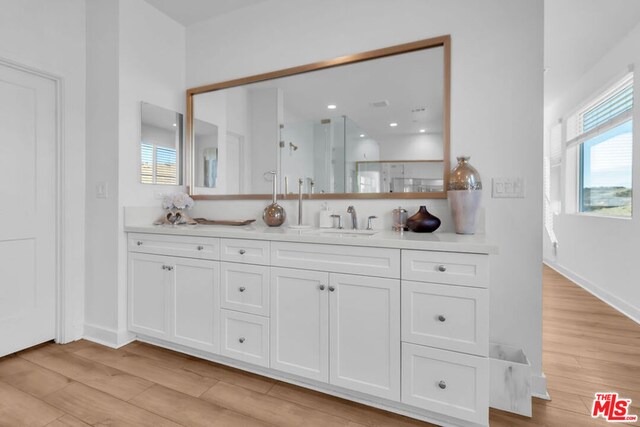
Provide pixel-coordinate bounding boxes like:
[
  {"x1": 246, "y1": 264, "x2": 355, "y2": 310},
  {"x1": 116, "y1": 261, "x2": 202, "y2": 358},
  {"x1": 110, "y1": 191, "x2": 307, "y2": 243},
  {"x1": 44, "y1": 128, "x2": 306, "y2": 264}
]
[
  {"x1": 220, "y1": 310, "x2": 269, "y2": 367},
  {"x1": 271, "y1": 242, "x2": 400, "y2": 278},
  {"x1": 128, "y1": 233, "x2": 219, "y2": 260},
  {"x1": 220, "y1": 263, "x2": 269, "y2": 316},
  {"x1": 402, "y1": 281, "x2": 488, "y2": 356},
  {"x1": 220, "y1": 239, "x2": 270, "y2": 265},
  {"x1": 402, "y1": 250, "x2": 488, "y2": 288},
  {"x1": 402, "y1": 343, "x2": 488, "y2": 424}
]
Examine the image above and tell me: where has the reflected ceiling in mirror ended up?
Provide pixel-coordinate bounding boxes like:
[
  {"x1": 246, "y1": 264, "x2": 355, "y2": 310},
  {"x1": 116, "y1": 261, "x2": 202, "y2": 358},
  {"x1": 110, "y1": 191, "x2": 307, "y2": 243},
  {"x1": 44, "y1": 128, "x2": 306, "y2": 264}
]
[{"x1": 187, "y1": 35, "x2": 450, "y2": 200}]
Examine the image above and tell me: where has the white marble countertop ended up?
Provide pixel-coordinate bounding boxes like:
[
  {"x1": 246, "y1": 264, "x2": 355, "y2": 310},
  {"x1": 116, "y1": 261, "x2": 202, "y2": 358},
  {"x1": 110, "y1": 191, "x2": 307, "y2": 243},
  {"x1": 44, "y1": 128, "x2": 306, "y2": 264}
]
[{"x1": 125, "y1": 224, "x2": 498, "y2": 254}]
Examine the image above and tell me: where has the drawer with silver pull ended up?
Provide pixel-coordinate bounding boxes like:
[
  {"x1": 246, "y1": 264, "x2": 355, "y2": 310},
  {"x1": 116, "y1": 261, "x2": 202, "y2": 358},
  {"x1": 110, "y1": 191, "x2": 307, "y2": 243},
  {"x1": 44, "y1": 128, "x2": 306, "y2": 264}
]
[
  {"x1": 402, "y1": 343, "x2": 488, "y2": 424},
  {"x1": 220, "y1": 239, "x2": 270, "y2": 265},
  {"x1": 220, "y1": 309, "x2": 269, "y2": 367},
  {"x1": 401, "y1": 250, "x2": 488, "y2": 288},
  {"x1": 220, "y1": 262, "x2": 269, "y2": 316},
  {"x1": 402, "y1": 281, "x2": 488, "y2": 356},
  {"x1": 128, "y1": 233, "x2": 219, "y2": 260}
]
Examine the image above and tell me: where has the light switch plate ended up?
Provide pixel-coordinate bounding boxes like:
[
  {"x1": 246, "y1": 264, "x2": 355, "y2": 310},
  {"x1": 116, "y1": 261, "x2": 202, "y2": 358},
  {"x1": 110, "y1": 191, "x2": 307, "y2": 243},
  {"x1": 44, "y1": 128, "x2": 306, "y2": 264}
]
[
  {"x1": 492, "y1": 177, "x2": 525, "y2": 198},
  {"x1": 96, "y1": 182, "x2": 108, "y2": 199}
]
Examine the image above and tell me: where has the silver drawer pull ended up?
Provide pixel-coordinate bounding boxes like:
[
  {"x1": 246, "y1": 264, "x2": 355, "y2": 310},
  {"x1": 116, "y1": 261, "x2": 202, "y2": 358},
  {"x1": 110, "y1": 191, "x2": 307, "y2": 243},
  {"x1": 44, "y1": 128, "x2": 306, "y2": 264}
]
[
  {"x1": 136, "y1": 241, "x2": 143, "y2": 246},
  {"x1": 239, "y1": 286, "x2": 246, "y2": 292},
  {"x1": 162, "y1": 265, "x2": 167, "y2": 270},
  {"x1": 437, "y1": 265, "x2": 447, "y2": 272},
  {"x1": 319, "y1": 284, "x2": 326, "y2": 291},
  {"x1": 239, "y1": 249, "x2": 246, "y2": 255},
  {"x1": 162, "y1": 265, "x2": 173, "y2": 271},
  {"x1": 328, "y1": 286, "x2": 336, "y2": 292},
  {"x1": 438, "y1": 380, "x2": 447, "y2": 390},
  {"x1": 197, "y1": 245, "x2": 204, "y2": 251},
  {"x1": 238, "y1": 337, "x2": 245, "y2": 343},
  {"x1": 438, "y1": 315, "x2": 446, "y2": 322}
]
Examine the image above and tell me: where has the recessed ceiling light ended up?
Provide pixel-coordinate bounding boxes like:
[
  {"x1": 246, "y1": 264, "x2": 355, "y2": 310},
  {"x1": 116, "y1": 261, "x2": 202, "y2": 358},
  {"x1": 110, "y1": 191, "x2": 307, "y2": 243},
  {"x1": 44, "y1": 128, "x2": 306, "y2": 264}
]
[
  {"x1": 419, "y1": 129, "x2": 426, "y2": 133},
  {"x1": 172, "y1": 123, "x2": 177, "y2": 127},
  {"x1": 389, "y1": 122, "x2": 398, "y2": 127},
  {"x1": 360, "y1": 134, "x2": 365, "y2": 138},
  {"x1": 327, "y1": 104, "x2": 337, "y2": 109}
]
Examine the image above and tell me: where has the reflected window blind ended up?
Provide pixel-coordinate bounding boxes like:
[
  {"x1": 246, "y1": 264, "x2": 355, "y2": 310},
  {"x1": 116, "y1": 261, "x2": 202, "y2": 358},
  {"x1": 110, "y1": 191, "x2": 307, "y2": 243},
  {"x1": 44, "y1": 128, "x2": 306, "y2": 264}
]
[
  {"x1": 156, "y1": 146, "x2": 177, "y2": 185},
  {"x1": 140, "y1": 142, "x2": 154, "y2": 184},
  {"x1": 566, "y1": 73, "x2": 634, "y2": 146}
]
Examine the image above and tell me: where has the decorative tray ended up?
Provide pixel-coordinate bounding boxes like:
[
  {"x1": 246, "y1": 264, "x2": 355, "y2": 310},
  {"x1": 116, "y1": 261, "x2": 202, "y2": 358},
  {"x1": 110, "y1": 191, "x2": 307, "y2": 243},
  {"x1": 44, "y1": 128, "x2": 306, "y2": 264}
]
[{"x1": 193, "y1": 218, "x2": 256, "y2": 226}]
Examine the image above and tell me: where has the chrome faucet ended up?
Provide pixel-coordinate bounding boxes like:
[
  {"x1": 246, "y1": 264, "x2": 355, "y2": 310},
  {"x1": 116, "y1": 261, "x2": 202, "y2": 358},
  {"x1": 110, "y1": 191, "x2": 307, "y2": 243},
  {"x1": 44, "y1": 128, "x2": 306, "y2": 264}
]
[{"x1": 347, "y1": 206, "x2": 358, "y2": 230}]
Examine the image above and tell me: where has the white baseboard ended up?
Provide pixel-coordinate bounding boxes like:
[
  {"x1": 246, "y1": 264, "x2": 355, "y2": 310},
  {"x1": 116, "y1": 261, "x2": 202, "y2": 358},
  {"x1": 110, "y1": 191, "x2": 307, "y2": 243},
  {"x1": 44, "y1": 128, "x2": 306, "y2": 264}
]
[
  {"x1": 544, "y1": 259, "x2": 640, "y2": 325},
  {"x1": 531, "y1": 373, "x2": 550, "y2": 400},
  {"x1": 83, "y1": 323, "x2": 136, "y2": 349}
]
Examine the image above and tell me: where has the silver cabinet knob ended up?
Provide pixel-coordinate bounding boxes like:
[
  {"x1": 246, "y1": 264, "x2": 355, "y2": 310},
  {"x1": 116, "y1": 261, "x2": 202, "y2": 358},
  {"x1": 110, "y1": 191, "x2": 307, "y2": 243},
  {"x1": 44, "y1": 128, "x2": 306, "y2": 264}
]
[
  {"x1": 438, "y1": 380, "x2": 447, "y2": 390},
  {"x1": 239, "y1": 249, "x2": 246, "y2": 255},
  {"x1": 197, "y1": 245, "x2": 204, "y2": 251},
  {"x1": 328, "y1": 286, "x2": 336, "y2": 292},
  {"x1": 437, "y1": 265, "x2": 447, "y2": 272},
  {"x1": 319, "y1": 284, "x2": 326, "y2": 291},
  {"x1": 162, "y1": 265, "x2": 167, "y2": 270},
  {"x1": 239, "y1": 286, "x2": 246, "y2": 292},
  {"x1": 167, "y1": 266, "x2": 174, "y2": 271},
  {"x1": 238, "y1": 337, "x2": 245, "y2": 343},
  {"x1": 162, "y1": 265, "x2": 174, "y2": 271},
  {"x1": 438, "y1": 315, "x2": 446, "y2": 322},
  {"x1": 136, "y1": 241, "x2": 143, "y2": 246}
]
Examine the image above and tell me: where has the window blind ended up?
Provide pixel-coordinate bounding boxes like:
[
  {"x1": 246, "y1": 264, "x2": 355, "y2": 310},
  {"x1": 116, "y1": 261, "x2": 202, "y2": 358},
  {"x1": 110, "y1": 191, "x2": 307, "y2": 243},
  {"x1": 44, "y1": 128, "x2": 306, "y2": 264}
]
[{"x1": 566, "y1": 73, "x2": 634, "y2": 147}]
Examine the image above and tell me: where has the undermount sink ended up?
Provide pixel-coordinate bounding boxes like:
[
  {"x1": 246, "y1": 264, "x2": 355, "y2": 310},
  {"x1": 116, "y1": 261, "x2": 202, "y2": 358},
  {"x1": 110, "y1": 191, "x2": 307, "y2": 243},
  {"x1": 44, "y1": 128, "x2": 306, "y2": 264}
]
[{"x1": 314, "y1": 229, "x2": 380, "y2": 237}]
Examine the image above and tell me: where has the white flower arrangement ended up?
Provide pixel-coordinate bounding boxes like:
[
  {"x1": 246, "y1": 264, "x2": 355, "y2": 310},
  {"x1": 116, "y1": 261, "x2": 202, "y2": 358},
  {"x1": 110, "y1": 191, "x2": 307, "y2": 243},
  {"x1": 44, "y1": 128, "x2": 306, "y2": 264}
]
[{"x1": 162, "y1": 192, "x2": 194, "y2": 211}]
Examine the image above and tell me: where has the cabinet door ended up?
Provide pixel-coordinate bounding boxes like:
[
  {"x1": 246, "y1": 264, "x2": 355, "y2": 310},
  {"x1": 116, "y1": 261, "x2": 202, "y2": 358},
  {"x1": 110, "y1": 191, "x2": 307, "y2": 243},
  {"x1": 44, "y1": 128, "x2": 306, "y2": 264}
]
[
  {"x1": 128, "y1": 253, "x2": 170, "y2": 339},
  {"x1": 170, "y1": 258, "x2": 220, "y2": 353},
  {"x1": 270, "y1": 267, "x2": 329, "y2": 382},
  {"x1": 329, "y1": 274, "x2": 400, "y2": 400}
]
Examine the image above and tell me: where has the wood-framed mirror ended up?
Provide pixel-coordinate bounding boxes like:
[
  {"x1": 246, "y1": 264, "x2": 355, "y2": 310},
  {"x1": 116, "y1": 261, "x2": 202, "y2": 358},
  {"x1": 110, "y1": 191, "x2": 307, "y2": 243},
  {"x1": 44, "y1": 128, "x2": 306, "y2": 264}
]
[{"x1": 186, "y1": 35, "x2": 450, "y2": 200}]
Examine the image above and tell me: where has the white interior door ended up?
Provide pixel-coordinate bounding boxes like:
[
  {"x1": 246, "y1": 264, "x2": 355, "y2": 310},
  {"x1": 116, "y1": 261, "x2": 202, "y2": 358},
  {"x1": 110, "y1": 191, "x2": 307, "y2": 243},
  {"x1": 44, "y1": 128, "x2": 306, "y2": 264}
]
[{"x1": 0, "y1": 62, "x2": 57, "y2": 357}]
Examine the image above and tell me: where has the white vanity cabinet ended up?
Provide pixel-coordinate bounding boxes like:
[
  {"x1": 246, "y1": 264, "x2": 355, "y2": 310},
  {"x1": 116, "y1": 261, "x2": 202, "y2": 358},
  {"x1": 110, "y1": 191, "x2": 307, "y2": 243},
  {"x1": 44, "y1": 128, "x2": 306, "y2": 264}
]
[
  {"x1": 128, "y1": 233, "x2": 221, "y2": 353},
  {"x1": 126, "y1": 229, "x2": 494, "y2": 427},
  {"x1": 270, "y1": 268, "x2": 400, "y2": 400}
]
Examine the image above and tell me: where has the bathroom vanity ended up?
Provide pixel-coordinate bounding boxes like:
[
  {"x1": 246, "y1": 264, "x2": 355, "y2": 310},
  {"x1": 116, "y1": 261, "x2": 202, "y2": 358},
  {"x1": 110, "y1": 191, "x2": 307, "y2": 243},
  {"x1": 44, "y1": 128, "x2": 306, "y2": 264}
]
[{"x1": 125, "y1": 224, "x2": 496, "y2": 427}]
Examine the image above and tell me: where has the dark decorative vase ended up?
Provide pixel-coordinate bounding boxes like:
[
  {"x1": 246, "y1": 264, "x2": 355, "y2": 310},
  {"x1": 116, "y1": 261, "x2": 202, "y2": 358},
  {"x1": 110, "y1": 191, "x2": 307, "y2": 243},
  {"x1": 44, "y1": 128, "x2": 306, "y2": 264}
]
[{"x1": 407, "y1": 206, "x2": 441, "y2": 233}]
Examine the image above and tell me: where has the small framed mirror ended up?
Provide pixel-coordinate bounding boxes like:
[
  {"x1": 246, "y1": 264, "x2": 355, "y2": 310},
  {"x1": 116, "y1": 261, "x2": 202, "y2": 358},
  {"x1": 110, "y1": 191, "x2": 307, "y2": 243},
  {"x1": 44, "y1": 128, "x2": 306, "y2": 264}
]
[{"x1": 140, "y1": 102, "x2": 183, "y2": 185}]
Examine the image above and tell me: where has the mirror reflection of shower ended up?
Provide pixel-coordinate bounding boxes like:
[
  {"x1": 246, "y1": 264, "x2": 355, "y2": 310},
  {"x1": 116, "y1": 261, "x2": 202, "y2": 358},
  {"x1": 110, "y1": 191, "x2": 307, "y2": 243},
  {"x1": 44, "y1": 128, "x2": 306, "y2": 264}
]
[{"x1": 193, "y1": 118, "x2": 219, "y2": 189}]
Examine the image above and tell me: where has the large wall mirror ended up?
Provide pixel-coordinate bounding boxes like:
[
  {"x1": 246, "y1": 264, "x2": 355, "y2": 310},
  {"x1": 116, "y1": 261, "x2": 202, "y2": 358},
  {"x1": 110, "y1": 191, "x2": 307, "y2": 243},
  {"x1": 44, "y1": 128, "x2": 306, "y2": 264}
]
[{"x1": 186, "y1": 35, "x2": 450, "y2": 200}]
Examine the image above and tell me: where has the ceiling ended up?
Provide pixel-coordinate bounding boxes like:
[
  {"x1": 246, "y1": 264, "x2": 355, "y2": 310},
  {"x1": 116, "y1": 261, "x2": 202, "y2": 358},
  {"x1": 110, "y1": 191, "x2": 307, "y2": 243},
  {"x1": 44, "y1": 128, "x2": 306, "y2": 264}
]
[
  {"x1": 544, "y1": 0, "x2": 640, "y2": 108},
  {"x1": 144, "y1": 0, "x2": 269, "y2": 26}
]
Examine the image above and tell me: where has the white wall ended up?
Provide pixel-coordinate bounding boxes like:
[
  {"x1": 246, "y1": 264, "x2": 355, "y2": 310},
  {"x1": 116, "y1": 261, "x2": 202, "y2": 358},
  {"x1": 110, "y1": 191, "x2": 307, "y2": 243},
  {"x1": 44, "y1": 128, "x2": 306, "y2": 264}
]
[
  {"x1": 0, "y1": 0, "x2": 87, "y2": 341},
  {"x1": 187, "y1": 0, "x2": 545, "y2": 394},
  {"x1": 379, "y1": 134, "x2": 443, "y2": 161},
  {"x1": 544, "y1": 21, "x2": 640, "y2": 322},
  {"x1": 85, "y1": 0, "x2": 186, "y2": 345}
]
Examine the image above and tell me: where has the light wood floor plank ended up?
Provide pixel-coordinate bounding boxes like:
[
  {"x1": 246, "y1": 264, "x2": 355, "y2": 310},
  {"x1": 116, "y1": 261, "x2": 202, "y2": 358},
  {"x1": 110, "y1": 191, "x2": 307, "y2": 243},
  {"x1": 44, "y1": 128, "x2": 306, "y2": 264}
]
[
  {"x1": 44, "y1": 414, "x2": 90, "y2": 427},
  {"x1": 43, "y1": 382, "x2": 180, "y2": 427},
  {"x1": 130, "y1": 384, "x2": 271, "y2": 427},
  {"x1": 0, "y1": 356, "x2": 72, "y2": 398},
  {"x1": 18, "y1": 345, "x2": 154, "y2": 401},
  {"x1": 74, "y1": 344, "x2": 217, "y2": 397},
  {"x1": 201, "y1": 381, "x2": 366, "y2": 427},
  {"x1": 0, "y1": 381, "x2": 64, "y2": 427},
  {"x1": 268, "y1": 382, "x2": 428, "y2": 427}
]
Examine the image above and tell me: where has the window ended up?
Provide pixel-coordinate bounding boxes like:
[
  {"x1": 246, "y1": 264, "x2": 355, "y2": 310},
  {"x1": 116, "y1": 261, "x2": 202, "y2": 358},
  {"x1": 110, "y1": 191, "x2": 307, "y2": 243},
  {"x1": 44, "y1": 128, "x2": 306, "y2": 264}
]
[
  {"x1": 567, "y1": 73, "x2": 633, "y2": 217},
  {"x1": 140, "y1": 142, "x2": 178, "y2": 185}
]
